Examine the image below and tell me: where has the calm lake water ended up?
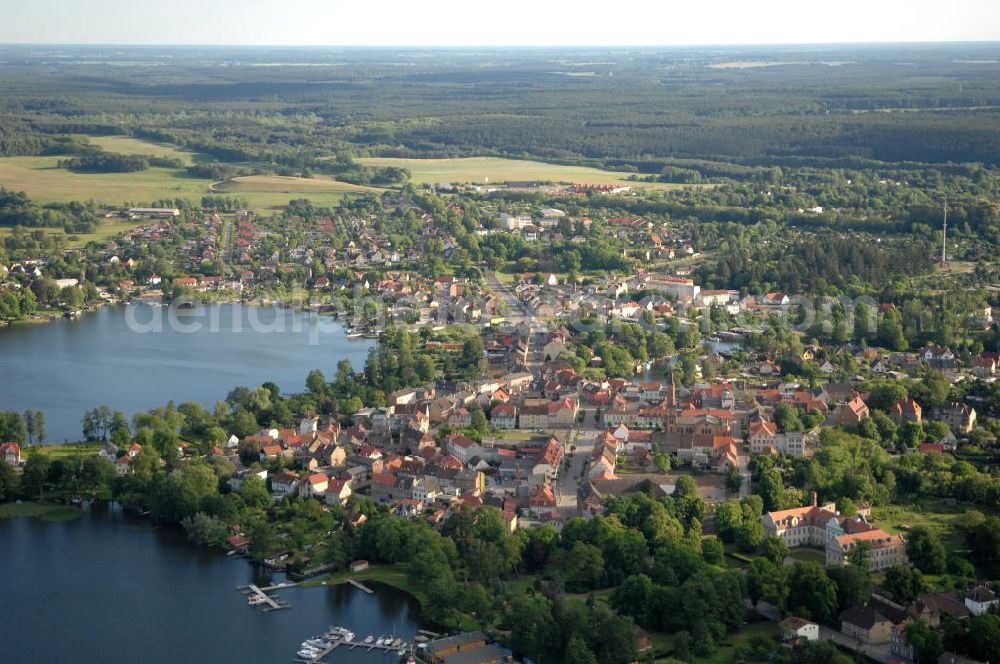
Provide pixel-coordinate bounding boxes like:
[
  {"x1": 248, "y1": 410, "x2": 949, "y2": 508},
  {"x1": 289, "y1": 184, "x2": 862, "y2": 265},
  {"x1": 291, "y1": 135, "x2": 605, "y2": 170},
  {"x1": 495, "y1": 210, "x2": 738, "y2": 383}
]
[
  {"x1": 0, "y1": 503, "x2": 427, "y2": 664},
  {"x1": 0, "y1": 304, "x2": 373, "y2": 442}
]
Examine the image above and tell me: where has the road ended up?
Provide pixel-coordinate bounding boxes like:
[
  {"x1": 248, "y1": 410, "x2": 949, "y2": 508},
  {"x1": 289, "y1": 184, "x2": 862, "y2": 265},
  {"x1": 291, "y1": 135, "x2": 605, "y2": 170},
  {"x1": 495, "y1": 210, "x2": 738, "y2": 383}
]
[
  {"x1": 555, "y1": 425, "x2": 594, "y2": 516},
  {"x1": 480, "y1": 267, "x2": 537, "y2": 325}
]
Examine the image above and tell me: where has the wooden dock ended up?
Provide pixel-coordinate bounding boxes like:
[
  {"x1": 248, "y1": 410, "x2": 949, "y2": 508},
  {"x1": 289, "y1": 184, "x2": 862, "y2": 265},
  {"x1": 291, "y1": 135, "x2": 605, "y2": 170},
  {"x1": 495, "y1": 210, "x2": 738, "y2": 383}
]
[
  {"x1": 292, "y1": 635, "x2": 409, "y2": 663},
  {"x1": 237, "y1": 583, "x2": 290, "y2": 611},
  {"x1": 347, "y1": 579, "x2": 374, "y2": 594}
]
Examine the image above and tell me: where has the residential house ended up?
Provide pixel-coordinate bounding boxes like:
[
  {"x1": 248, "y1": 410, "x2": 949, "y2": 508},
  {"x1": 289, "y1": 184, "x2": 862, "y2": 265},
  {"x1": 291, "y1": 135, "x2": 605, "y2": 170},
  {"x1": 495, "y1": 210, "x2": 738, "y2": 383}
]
[
  {"x1": 324, "y1": 479, "x2": 353, "y2": 506},
  {"x1": 834, "y1": 395, "x2": 870, "y2": 426},
  {"x1": 965, "y1": 586, "x2": 1000, "y2": 615},
  {"x1": 935, "y1": 403, "x2": 976, "y2": 434},
  {"x1": 890, "y1": 398, "x2": 923, "y2": 425},
  {"x1": 302, "y1": 473, "x2": 329, "y2": 499},
  {"x1": 780, "y1": 617, "x2": 819, "y2": 643},
  {"x1": 840, "y1": 605, "x2": 894, "y2": 646}
]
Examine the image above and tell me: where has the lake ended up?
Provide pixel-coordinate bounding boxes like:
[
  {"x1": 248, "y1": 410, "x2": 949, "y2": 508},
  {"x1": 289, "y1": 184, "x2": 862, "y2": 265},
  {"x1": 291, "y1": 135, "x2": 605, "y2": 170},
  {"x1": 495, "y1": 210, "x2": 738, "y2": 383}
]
[
  {"x1": 0, "y1": 304, "x2": 373, "y2": 442},
  {"x1": 0, "y1": 503, "x2": 427, "y2": 664}
]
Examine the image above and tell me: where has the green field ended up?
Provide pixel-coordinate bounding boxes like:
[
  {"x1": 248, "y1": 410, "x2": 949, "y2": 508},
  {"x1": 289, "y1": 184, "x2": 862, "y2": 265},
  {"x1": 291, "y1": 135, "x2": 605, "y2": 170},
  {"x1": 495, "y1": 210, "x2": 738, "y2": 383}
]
[
  {"x1": 0, "y1": 156, "x2": 374, "y2": 211},
  {"x1": 88, "y1": 135, "x2": 197, "y2": 165},
  {"x1": 0, "y1": 502, "x2": 83, "y2": 521},
  {"x1": 214, "y1": 175, "x2": 378, "y2": 195},
  {"x1": 787, "y1": 548, "x2": 827, "y2": 565},
  {"x1": 357, "y1": 156, "x2": 692, "y2": 190},
  {"x1": 868, "y1": 497, "x2": 972, "y2": 552},
  {"x1": 0, "y1": 219, "x2": 144, "y2": 249}
]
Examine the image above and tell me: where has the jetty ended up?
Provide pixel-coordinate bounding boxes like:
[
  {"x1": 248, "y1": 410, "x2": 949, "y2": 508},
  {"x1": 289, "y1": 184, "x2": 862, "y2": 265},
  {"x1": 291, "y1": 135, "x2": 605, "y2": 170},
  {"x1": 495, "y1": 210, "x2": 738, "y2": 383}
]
[
  {"x1": 347, "y1": 579, "x2": 374, "y2": 594},
  {"x1": 237, "y1": 583, "x2": 291, "y2": 611}
]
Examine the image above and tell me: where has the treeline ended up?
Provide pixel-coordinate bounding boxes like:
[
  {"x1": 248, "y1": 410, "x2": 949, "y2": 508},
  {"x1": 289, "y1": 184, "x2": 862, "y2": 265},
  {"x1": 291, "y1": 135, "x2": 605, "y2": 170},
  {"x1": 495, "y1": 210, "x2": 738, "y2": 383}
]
[
  {"x1": 58, "y1": 153, "x2": 149, "y2": 173},
  {"x1": 696, "y1": 234, "x2": 935, "y2": 294}
]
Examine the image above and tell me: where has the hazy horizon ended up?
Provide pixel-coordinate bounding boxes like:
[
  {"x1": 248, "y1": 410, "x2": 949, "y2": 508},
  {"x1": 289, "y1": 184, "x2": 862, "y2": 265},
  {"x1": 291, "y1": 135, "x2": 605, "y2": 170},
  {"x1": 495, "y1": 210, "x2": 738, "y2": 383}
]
[{"x1": 5, "y1": 0, "x2": 999, "y2": 47}]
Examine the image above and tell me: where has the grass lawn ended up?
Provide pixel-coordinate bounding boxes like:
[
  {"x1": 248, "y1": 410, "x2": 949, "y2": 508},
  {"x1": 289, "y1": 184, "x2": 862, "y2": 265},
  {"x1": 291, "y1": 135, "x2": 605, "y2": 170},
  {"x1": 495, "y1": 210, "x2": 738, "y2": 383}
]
[
  {"x1": 30, "y1": 442, "x2": 103, "y2": 459},
  {"x1": 357, "y1": 156, "x2": 697, "y2": 191},
  {"x1": 868, "y1": 496, "x2": 974, "y2": 553},
  {"x1": 787, "y1": 548, "x2": 827, "y2": 565},
  {"x1": 87, "y1": 135, "x2": 197, "y2": 166},
  {"x1": 690, "y1": 621, "x2": 778, "y2": 664},
  {"x1": 0, "y1": 502, "x2": 83, "y2": 521},
  {"x1": 0, "y1": 219, "x2": 144, "y2": 249}
]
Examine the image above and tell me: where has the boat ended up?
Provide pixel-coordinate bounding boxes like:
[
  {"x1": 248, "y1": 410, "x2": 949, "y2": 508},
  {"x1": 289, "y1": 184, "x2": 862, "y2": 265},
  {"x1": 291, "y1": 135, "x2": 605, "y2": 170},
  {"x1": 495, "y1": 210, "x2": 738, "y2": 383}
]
[
  {"x1": 345, "y1": 331, "x2": 364, "y2": 339},
  {"x1": 364, "y1": 635, "x2": 374, "y2": 644},
  {"x1": 343, "y1": 632, "x2": 355, "y2": 642},
  {"x1": 391, "y1": 638, "x2": 402, "y2": 647},
  {"x1": 297, "y1": 649, "x2": 317, "y2": 659}
]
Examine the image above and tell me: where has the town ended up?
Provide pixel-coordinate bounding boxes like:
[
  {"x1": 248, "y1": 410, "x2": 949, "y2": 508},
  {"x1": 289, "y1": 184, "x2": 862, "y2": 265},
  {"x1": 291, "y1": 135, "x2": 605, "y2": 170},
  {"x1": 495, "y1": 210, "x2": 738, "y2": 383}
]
[{"x1": 1, "y1": 39, "x2": 1000, "y2": 664}]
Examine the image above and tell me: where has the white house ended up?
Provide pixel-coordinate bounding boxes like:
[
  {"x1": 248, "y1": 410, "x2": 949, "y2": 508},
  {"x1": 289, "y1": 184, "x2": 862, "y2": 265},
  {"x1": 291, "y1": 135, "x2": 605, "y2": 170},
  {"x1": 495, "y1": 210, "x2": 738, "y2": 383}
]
[
  {"x1": 781, "y1": 617, "x2": 819, "y2": 642},
  {"x1": 965, "y1": 586, "x2": 1000, "y2": 615}
]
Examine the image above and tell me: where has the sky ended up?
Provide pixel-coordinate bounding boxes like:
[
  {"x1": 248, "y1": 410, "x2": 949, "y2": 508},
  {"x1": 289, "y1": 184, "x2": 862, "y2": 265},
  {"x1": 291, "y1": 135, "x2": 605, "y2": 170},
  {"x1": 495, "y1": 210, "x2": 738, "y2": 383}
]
[{"x1": 3, "y1": 0, "x2": 999, "y2": 46}]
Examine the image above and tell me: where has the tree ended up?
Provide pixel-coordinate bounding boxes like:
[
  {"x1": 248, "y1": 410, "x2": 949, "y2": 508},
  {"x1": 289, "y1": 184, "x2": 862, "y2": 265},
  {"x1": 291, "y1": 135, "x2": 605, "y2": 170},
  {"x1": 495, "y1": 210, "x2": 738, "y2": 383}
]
[
  {"x1": 906, "y1": 526, "x2": 947, "y2": 574},
  {"x1": 904, "y1": 621, "x2": 943, "y2": 664},
  {"x1": 34, "y1": 411, "x2": 46, "y2": 444},
  {"x1": 747, "y1": 558, "x2": 788, "y2": 609},
  {"x1": 882, "y1": 565, "x2": 927, "y2": 604},
  {"x1": 774, "y1": 403, "x2": 803, "y2": 433},
  {"x1": 81, "y1": 406, "x2": 112, "y2": 441},
  {"x1": 965, "y1": 516, "x2": 1000, "y2": 577},
  {"x1": 786, "y1": 562, "x2": 838, "y2": 623},
  {"x1": 654, "y1": 452, "x2": 672, "y2": 474},
  {"x1": 23, "y1": 410, "x2": 35, "y2": 445},
  {"x1": 761, "y1": 536, "x2": 790, "y2": 566},
  {"x1": 21, "y1": 454, "x2": 50, "y2": 498},
  {"x1": 239, "y1": 475, "x2": 271, "y2": 509},
  {"x1": 702, "y1": 537, "x2": 725, "y2": 565},
  {"x1": 0, "y1": 411, "x2": 26, "y2": 445},
  {"x1": 564, "y1": 541, "x2": 605, "y2": 592},
  {"x1": 827, "y1": 564, "x2": 872, "y2": 612},
  {"x1": 470, "y1": 408, "x2": 488, "y2": 434},
  {"x1": 306, "y1": 369, "x2": 326, "y2": 395},
  {"x1": 564, "y1": 635, "x2": 599, "y2": 664},
  {"x1": 0, "y1": 459, "x2": 19, "y2": 501}
]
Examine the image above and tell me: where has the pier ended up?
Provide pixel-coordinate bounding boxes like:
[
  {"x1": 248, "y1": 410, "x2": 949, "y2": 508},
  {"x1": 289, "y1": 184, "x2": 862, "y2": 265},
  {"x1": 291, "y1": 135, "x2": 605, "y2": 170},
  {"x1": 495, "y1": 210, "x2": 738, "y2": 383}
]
[
  {"x1": 237, "y1": 583, "x2": 291, "y2": 611},
  {"x1": 347, "y1": 579, "x2": 374, "y2": 594},
  {"x1": 292, "y1": 629, "x2": 412, "y2": 663}
]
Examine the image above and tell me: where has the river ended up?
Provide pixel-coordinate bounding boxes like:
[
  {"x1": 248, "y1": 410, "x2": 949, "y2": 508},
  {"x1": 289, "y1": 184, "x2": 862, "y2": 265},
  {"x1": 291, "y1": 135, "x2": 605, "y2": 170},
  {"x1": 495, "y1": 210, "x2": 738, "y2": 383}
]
[
  {"x1": 0, "y1": 304, "x2": 373, "y2": 443},
  {"x1": 0, "y1": 503, "x2": 427, "y2": 664}
]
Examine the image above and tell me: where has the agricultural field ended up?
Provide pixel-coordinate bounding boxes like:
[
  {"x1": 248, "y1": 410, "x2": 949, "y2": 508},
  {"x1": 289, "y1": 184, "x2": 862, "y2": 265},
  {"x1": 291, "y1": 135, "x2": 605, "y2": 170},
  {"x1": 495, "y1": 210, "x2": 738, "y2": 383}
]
[
  {"x1": 87, "y1": 135, "x2": 197, "y2": 165},
  {"x1": 0, "y1": 155, "x2": 212, "y2": 204},
  {"x1": 0, "y1": 157, "x2": 374, "y2": 211},
  {"x1": 357, "y1": 156, "x2": 691, "y2": 190}
]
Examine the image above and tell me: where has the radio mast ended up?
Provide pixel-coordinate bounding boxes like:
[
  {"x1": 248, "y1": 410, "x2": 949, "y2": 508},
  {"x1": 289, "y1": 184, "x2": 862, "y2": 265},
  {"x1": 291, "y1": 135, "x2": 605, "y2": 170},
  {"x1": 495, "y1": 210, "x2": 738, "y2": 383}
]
[{"x1": 941, "y1": 197, "x2": 948, "y2": 265}]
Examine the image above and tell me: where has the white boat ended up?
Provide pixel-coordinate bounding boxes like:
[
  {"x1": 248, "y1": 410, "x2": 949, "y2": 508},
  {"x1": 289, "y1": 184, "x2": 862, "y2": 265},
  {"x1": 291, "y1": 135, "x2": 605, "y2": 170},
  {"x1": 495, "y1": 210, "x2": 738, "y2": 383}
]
[
  {"x1": 364, "y1": 635, "x2": 374, "y2": 644},
  {"x1": 297, "y1": 650, "x2": 316, "y2": 659},
  {"x1": 344, "y1": 632, "x2": 355, "y2": 642}
]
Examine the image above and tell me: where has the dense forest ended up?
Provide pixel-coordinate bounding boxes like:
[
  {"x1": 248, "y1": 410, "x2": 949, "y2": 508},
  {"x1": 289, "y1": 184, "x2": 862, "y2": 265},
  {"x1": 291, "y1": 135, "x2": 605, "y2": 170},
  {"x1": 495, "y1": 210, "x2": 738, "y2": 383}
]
[{"x1": 1, "y1": 44, "x2": 999, "y2": 172}]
